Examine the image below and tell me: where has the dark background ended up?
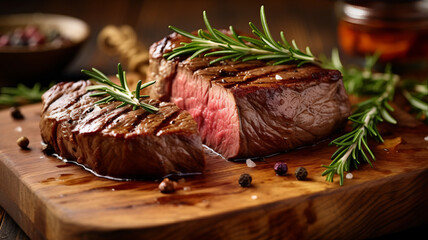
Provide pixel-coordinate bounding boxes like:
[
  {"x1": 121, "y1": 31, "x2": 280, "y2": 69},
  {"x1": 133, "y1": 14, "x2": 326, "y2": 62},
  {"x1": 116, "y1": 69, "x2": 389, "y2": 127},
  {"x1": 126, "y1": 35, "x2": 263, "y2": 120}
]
[{"x1": 0, "y1": 0, "x2": 426, "y2": 239}]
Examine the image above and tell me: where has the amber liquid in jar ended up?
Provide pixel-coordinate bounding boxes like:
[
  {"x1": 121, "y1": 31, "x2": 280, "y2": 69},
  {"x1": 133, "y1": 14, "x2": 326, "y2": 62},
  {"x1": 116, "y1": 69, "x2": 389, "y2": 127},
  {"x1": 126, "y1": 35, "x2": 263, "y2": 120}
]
[{"x1": 337, "y1": 0, "x2": 428, "y2": 70}]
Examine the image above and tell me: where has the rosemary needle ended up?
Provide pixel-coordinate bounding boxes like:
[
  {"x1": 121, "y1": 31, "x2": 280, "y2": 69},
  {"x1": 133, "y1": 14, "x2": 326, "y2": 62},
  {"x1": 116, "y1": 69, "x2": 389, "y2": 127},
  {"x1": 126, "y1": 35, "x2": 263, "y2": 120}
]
[
  {"x1": 0, "y1": 83, "x2": 48, "y2": 106},
  {"x1": 82, "y1": 63, "x2": 159, "y2": 113},
  {"x1": 402, "y1": 81, "x2": 428, "y2": 123}
]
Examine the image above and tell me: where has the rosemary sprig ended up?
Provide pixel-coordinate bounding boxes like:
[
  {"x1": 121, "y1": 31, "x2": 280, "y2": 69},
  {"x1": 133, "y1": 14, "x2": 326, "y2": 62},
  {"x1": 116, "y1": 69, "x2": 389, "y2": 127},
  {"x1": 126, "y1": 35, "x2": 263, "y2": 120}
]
[
  {"x1": 164, "y1": 6, "x2": 318, "y2": 66},
  {"x1": 0, "y1": 83, "x2": 48, "y2": 106},
  {"x1": 402, "y1": 81, "x2": 428, "y2": 123},
  {"x1": 322, "y1": 49, "x2": 386, "y2": 96},
  {"x1": 322, "y1": 52, "x2": 399, "y2": 185},
  {"x1": 325, "y1": 49, "x2": 428, "y2": 123},
  {"x1": 81, "y1": 63, "x2": 159, "y2": 113}
]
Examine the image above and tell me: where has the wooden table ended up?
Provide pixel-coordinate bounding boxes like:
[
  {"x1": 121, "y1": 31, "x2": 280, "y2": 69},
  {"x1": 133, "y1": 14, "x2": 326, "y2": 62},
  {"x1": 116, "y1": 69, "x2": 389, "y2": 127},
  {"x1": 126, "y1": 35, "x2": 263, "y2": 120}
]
[{"x1": 0, "y1": 0, "x2": 427, "y2": 239}]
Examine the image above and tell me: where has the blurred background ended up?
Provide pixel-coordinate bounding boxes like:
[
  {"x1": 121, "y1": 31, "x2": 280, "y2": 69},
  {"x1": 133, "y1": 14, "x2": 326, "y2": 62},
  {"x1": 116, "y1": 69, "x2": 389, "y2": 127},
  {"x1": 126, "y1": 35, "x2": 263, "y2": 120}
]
[
  {"x1": 0, "y1": 0, "x2": 341, "y2": 86},
  {"x1": 1, "y1": 0, "x2": 427, "y2": 86}
]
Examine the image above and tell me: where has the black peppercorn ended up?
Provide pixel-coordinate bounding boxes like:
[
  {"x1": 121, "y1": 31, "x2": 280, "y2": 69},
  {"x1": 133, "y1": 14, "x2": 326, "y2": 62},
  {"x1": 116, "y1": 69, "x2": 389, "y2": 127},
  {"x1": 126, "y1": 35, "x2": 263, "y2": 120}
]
[
  {"x1": 295, "y1": 167, "x2": 308, "y2": 180},
  {"x1": 17, "y1": 136, "x2": 29, "y2": 149},
  {"x1": 274, "y1": 162, "x2": 288, "y2": 176},
  {"x1": 10, "y1": 107, "x2": 24, "y2": 120},
  {"x1": 238, "y1": 173, "x2": 252, "y2": 187}
]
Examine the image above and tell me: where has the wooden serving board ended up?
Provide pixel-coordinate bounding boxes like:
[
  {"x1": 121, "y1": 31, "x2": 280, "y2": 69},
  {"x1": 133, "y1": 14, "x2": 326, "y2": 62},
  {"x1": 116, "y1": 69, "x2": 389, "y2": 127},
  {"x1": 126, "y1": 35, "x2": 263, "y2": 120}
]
[{"x1": 0, "y1": 103, "x2": 427, "y2": 240}]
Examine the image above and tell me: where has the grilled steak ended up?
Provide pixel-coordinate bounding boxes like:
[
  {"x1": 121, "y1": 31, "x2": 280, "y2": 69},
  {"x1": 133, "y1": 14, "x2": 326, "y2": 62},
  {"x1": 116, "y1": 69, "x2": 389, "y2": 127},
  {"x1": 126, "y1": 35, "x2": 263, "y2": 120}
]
[
  {"x1": 147, "y1": 32, "x2": 352, "y2": 159},
  {"x1": 40, "y1": 80, "x2": 205, "y2": 179}
]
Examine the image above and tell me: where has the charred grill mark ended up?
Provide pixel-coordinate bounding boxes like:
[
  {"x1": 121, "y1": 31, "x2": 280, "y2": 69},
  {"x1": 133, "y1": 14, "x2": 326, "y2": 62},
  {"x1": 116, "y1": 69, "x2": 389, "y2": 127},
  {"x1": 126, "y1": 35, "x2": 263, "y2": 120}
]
[
  {"x1": 85, "y1": 106, "x2": 95, "y2": 114},
  {"x1": 152, "y1": 36, "x2": 171, "y2": 59},
  {"x1": 159, "y1": 37, "x2": 169, "y2": 55},
  {"x1": 41, "y1": 82, "x2": 73, "y2": 113},
  {"x1": 66, "y1": 94, "x2": 98, "y2": 124},
  {"x1": 98, "y1": 108, "x2": 134, "y2": 134},
  {"x1": 153, "y1": 109, "x2": 182, "y2": 136},
  {"x1": 70, "y1": 98, "x2": 130, "y2": 134},
  {"x1": 65, "y1": 96, "x2": 93, "y2": 121},
  {"x1": 129, "y1": 111, "x2": 151, "y2": 132},
  {"x1": 213, "y1": 65, "x2": 299, "y2": 88},
  {"x1": 88, "y1": 105, "x2": 133, "y2": 133},
  {"x1": 156, "y1": 33, "x2": 192, "y2": 59},
  {"x1": 64, "y1": 81, "x2": 92, "y2": 105},
  {"x1": 196, "y1": 62, "x2": 262, "y2": 78},
  {"x1": 51, "y1": 94, "x2": 98, "y2": 153},
  {"x1": 43, "y1": 81, "x2": 91, "y2": 114},
  {"x1": 191, "y1": 62, "x2": 265, "y2": 88},
  {"x1": 182, "y1": 55, "x2": 330, "y2": 89},
  {"x1": 46, "y1": 85, "x2": 93, "y2": 153},
  {"x1": 218, "y1": 65, "x2": 336, "y2": 89},
  {"x1": 218, "y1": 69, "x2": 238, "y2": 77},
  {"x1": 63, "y1": 91, "x2": 87, "y2": 110},
  {"x1": 103, "y1": 109, "x2": 151, "y2": 136}
]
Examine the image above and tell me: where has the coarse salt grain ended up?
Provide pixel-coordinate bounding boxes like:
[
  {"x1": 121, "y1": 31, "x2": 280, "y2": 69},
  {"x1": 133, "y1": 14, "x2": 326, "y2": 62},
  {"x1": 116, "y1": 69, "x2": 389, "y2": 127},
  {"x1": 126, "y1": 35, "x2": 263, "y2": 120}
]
[
  {"x1": 251, "y1": 195, "x2": 258, "y2": 200},
  {"x1": 346, "y1": 173, "x2": 353, "y2": 179},
  {"x1": 275, "y1": 74, "x2": 283, "y2": 80},
  {"x1": 246, "y1": 159, "x2": 256, "y2": 168},
  {"x1": 424, "y1": 136, "x2": 428, "y2": 141},
  {"x1": 15, "y1": 126, "x2": 22, "y2": 132}
]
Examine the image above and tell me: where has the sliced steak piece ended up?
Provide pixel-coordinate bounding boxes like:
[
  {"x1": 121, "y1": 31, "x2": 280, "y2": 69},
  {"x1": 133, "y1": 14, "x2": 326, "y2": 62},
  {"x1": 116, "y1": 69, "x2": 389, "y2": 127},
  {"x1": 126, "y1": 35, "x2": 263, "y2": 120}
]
[
  {"x1": 147, "y1": 33, "x2": 352, "y2": 159},
  {"x1": 40, "y1": 80, "x2": 205, "y2": 179}
]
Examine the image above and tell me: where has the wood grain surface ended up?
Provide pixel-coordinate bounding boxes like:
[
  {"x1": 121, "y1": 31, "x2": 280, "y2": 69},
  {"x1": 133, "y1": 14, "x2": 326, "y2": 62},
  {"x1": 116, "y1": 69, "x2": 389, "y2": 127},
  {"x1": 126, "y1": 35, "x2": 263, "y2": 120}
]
[{"x1": 0, "y1": 102, "x2": 427, "y2": 240}]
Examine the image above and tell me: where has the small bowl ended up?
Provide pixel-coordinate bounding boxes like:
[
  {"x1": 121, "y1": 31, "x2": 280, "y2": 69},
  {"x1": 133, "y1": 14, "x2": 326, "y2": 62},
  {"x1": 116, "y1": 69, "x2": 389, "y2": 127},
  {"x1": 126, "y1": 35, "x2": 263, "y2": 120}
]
[{"x1": 0, "y1": 13, "x2": 90, "y2": 86}]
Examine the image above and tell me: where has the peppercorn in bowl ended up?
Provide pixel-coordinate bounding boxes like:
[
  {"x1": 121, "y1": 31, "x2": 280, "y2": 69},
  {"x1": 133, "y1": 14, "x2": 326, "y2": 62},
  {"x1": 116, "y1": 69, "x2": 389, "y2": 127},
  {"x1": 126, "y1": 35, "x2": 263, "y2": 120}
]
[{"x1": 0, "y1": 13, "x2": 90, "y2": 86}]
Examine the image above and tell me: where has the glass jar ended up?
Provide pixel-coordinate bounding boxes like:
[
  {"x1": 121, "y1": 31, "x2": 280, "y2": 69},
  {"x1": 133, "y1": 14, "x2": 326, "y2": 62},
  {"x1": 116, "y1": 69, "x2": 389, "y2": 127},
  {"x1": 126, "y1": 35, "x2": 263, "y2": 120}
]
[{"x1": 336, "y1": 0, "x2": 428, "y2": 71}]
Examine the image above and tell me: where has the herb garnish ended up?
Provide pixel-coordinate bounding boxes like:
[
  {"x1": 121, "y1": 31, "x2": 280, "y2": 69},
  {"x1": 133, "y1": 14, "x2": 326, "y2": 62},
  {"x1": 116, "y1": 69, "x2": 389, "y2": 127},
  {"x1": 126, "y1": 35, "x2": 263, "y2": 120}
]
[
  {"x1": 322, "y1": 50, "x2": 385, "y2": 96},
  {"x1": 402, "y1": 81, "x2": 428, "y2": 123},
  {"x1": 164, "y1": 6, "x2": 318, "y2": 66},
  {"x1": 322, "y1": 50, "x2": 399, "y2": 185},
  {"x1": 82, "y1": 63, "x2": 158, "y2": 113},
  {"x1": 0, "y1": 83, "x2": 48, "y2": 106}
]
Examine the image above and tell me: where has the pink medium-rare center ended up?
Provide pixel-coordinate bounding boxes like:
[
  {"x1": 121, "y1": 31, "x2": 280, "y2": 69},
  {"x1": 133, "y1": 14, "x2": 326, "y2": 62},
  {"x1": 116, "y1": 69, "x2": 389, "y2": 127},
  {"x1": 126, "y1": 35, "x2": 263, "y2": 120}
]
[{"x1": 171, "y1": 68, "x2": 241, "y2": 158}]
